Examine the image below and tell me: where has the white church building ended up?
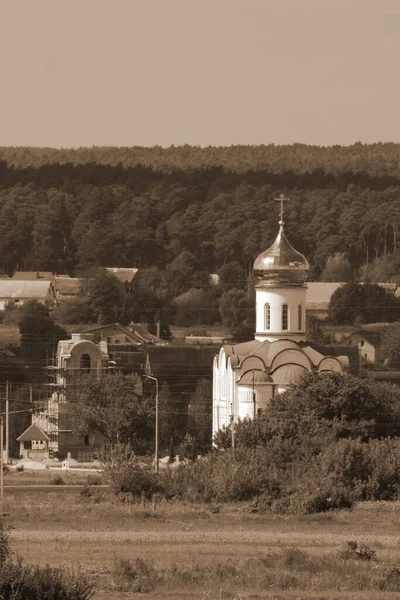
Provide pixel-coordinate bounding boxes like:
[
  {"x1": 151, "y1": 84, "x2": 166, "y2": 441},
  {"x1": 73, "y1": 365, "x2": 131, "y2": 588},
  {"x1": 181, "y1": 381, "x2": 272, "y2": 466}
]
[{"x1": 212, "y1": 195, "x2": 353, "y2": 437}]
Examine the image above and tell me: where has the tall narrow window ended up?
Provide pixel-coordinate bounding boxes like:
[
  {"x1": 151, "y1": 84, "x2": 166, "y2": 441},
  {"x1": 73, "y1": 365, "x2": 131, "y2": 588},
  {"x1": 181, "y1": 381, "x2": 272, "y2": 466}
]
[
  {"x1": 298, "y1": 304, "x2": 302, "y2": 331},
  {"x1": 264, "y1": 303, "x2": 271, "y2": 330},
  {"x1": 80, "y1": 353, "x2": 91, "y2": 374},
  {"x1": 282, "y1": 303, "x2": 288, "y2": 331}
]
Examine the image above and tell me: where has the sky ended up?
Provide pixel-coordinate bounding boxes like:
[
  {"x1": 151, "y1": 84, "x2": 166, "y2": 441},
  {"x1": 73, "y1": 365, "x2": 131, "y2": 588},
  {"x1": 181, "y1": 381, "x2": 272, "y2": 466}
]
[{"x1": 0, "y1": 0, "x2": 399, "y2": 148}]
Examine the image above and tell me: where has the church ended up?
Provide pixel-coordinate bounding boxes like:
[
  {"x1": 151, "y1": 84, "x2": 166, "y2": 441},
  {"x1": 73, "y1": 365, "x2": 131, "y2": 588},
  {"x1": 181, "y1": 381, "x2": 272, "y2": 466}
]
[{"x1": 212, "y1": 195, "x2": 357, "y2": 437}]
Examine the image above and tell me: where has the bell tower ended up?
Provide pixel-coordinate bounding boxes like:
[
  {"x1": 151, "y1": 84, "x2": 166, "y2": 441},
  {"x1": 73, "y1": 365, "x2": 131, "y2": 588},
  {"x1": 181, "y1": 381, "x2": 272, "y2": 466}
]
[{"x1": 253, "y1": 195, "x2": 309, "y2": 342}]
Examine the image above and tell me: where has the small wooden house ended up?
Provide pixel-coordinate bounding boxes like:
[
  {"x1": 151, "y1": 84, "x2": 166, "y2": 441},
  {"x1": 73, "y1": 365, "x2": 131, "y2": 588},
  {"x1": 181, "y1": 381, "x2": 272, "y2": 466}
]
[{"x1": 16, "y1": 422, "x2": 50, "y2": 460}]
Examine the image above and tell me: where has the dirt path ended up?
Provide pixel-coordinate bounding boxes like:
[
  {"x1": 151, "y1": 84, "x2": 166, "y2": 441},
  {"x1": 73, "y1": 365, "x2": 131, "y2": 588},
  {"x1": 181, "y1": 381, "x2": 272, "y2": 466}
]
[{"x1": 11, "y1": 529, "x2": 400, "y2": 547}]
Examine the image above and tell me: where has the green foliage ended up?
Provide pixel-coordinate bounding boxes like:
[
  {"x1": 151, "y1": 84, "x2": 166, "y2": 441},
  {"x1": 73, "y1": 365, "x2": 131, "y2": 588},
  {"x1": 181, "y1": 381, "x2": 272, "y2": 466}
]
[
  {"x1": 328, "y1": 282, "x2": 400, "y2": 325},
  {"x1": 50, "y1": 475, "x2": 66, "y2": 486},
  {"x1": 0, "y1": 146, "x2": 399, "y2": 287},
  {"x1": 173, "y1": 288, "x2": 219, "y2": 327},
  {"x1": 381, "y1": 321, "x2": 400, "y2": 367},
  {"x1": 74, "y1": 373, "x2": 153, "y2": 452},
  {"x1": 340, "y1": 541, "x2": 377, "y2": 562},
  {"x1": 320, "y1": 252, "x2": 354, "y2": 282},
  {"x1": 103, "y1": 443, "x2": 161, "y2": 500},
  {"x1": 10, "y1": 300, "x2": 69, "y2": 360},
  {"x1": 112, "y1": 557, "x2": 156, "y2": 593},
  {"x1": 187, "y1": 378, "x2": 213, "y2": 453},
  {"x1": 0, "y1": 520, "x2": 93, "y2": 600},
  {"x1": 0, "y1": 560, "x2": 94, "y2": 600},
  {"x1": 53, "y1": 296, "x2": 96, "y2": 325}
]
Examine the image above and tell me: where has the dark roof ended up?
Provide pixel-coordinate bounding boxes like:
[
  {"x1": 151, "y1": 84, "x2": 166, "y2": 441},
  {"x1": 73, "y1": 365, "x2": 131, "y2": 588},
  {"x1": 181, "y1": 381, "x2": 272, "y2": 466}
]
[
  {"x1": 12, "y1": 271, "x2": 53, "y2": 281},
  {"x1": 346, "y1": 330, "x2": 382, "y2": 346},
  {"x1": 16, "y1": 422, "x2": 50, "y2": 442},
  {"x1": 54, "y1": 276, "x2": 81, "y2": 294},
  {"x1": 84, "y1": 322, "x2": 163, "y2": 346},
  {"x1": 146, "y1": 345, "x2": 216, "y2": 376},
  {"x1": 304, "y1": 343, "x2": 360, "y2": 374}
]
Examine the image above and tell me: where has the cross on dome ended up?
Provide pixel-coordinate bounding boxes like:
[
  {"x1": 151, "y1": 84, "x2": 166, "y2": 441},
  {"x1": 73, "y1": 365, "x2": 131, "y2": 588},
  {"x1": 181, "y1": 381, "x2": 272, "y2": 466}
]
[{"x1": 275, "y1": 193, "x2": 288, "y2": 226}]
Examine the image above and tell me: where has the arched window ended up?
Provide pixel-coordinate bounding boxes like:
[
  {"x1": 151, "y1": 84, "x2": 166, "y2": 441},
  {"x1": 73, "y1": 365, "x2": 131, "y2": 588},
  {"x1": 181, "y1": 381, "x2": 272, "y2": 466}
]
[
  {"x1": 80, "y1": 353, "x2": 91, "y2": 374},
  {"x1": 282, "y1": 303, "x2": 288, "y2": 331},
  {"x1": 298, "y1": 304, "x2": 302, "y2": 331},
  {"x1": 264, "y1": 303, "x2": 271, "y2": 330}
]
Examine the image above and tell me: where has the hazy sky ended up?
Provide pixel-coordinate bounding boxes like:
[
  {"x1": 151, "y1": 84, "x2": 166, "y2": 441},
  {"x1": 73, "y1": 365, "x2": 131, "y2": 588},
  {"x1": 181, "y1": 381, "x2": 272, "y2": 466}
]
[{"x1": 1, "y1": 0, "x2": 399, "y2": 147}]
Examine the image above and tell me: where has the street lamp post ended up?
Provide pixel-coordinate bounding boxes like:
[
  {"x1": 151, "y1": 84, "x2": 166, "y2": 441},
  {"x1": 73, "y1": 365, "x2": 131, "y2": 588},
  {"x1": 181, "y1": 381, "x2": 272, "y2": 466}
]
[{"x1": 144, "y1": 374, "x2": 159, "y2": 474}]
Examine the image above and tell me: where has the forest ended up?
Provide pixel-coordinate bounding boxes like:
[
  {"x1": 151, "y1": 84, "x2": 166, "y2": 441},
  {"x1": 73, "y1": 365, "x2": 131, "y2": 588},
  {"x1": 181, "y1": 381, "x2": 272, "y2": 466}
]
[{"x1": 0, "y1": 142, "x2": 399, "y2": 301}]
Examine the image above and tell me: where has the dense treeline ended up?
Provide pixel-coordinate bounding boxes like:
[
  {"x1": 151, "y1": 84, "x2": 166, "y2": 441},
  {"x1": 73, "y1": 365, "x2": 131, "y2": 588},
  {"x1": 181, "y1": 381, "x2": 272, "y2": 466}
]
[
  {"x1": 0, "y1": 144, "x2": 399, "y2": 285},
  {"x1": 1, "y1": 142, "x2": 400, "y2": 176}
]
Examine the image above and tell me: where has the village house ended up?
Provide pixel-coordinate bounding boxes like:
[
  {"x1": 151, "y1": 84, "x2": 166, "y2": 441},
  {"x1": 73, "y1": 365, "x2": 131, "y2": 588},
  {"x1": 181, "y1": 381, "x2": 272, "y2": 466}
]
[
  {"x1": 54, "y1": 275, "x2": 81, "y2": 302},
  {"x1": 344, "y1": 329, "x2": 382, "y2": 363},
  {"x1": 105, "y1": 267, "x2": 138, "y2": 294},
  {"x1": 0, "y1": 280, "x2": 56, "y2": 310}
]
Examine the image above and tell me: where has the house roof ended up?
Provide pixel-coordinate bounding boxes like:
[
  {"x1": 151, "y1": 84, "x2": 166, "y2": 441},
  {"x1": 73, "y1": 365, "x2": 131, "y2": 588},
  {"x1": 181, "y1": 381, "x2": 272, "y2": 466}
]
[
  {"x1": 146, "y1": 345, "x2": 216, "y2": 375},
  {"x1": 12, "y1": 271, "x2": 53, "y2": 281},
  {"x1": 54, "y1": 276, "x2": 81, "y2": 294},
  {"x1": 16, "y1": 422, "x2": 50, "y2": 442},
  {"x1": 83, "y1": 322, "x2": 164, "y2": 345},
  {"x1": 345, "y1": 329, "x2": 382, "y2": 347},
  {"x1": 105, "y1": 268, "x2": 138, "y2": 283},
  {"x1": 305, "y1": 282, "x2": 345, "y2": 305},
  {"x1": 0, "y1": 280, "x2": 54, "y2": 299}
]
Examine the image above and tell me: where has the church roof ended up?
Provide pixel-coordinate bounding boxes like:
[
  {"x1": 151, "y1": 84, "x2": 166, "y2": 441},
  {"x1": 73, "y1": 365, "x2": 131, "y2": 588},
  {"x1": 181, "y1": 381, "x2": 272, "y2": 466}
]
[
  {"x1": 238, "y1": 369, "x2": 273, "y2": 385},
  {"x1": 253, "y1": 194, "x2": 309, "y2": 285},
  {"x1": 272, "y1": 363, "x2": 308, "y2": 385},
  {"x1": 253, "y1": 226, "x2": 309, "y2": 284}
]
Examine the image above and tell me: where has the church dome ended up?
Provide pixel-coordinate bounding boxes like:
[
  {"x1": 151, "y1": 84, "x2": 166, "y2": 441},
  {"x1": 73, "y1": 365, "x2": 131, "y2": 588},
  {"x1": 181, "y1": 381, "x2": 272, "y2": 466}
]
[
  {"x1": 238, "y1": 369, "x2": 273, "y2": 385},
  {"x1": 253, "y1": 195, "x2": 309, "y2": 285}
]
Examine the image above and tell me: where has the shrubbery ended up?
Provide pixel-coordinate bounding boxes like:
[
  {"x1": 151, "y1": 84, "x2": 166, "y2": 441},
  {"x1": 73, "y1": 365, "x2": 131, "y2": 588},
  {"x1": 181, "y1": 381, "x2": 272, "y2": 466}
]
[
  {"x1": 0, "y1": 521, "x2": 93, "y2": 600},
  {"x1": 103, "y1": 444, "x2": 162, "y2": 500},
  {"x1": 102, "y1": 374, "x2": 400, "y2": 515}
]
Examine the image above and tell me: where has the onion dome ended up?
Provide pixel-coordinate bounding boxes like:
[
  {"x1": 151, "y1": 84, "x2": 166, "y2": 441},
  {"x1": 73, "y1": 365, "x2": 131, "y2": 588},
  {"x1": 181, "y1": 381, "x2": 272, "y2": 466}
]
[{"x1": 253, "y1": 195, "x2": 309, "y2": 285}]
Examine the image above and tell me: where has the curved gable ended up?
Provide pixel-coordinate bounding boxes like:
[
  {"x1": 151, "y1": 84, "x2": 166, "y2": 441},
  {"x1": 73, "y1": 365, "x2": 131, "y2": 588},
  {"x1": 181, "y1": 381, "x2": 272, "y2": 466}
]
[
  {"x1": 318, "y1": 356, "x2": 343, "y2": 373},
  {"x1": 270, "y1": 347, "x2": 312, "y2": 371}
]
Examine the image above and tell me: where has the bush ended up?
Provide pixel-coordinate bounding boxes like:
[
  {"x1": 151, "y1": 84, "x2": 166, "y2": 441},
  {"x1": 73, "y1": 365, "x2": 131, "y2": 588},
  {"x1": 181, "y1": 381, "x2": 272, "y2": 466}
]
[
  {"x1": 103, "y1": 444, "x2": 162, "y2": 500},
  {"x1": 0, "y1": 521, "x2": 93, "y2": 600},
  {"x1": 51, "y1": 475, "x2": 66, "y2": 486},
  {"x1": 340, "y1": 541, "x2": 377, "y2": 562},
  {"x1": 112, "y1": 557, "x2": 156, "y2": 593},
  {"x1": 0, "y1": 560, "x2": 94, "y2": 600}
]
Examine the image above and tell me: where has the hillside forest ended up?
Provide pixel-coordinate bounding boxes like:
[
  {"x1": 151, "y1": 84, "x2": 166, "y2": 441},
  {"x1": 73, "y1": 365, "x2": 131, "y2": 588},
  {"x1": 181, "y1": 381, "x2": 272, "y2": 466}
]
[{"x1": 0, "y1": 143, "x2": 399, "y2": 332}]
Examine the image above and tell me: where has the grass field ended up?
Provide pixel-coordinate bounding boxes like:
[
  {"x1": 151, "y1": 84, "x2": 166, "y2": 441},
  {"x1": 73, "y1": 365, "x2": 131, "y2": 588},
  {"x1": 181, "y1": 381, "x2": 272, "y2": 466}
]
[{"x1": 2, "y1": 473, "x2": 400, "y2": 600}]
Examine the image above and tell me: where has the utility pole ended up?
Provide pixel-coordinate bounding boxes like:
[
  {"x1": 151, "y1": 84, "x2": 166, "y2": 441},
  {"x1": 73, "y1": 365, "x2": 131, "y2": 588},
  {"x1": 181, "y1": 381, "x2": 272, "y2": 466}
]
[
  {"x1": 230, "y1": 406, "x2": 235, "y2": 458},
  {"x1": 5, "y1": 381, "x2": 9, "y2": 464},
  {"x1": 144, "y1": 374, "x2": 159, "y2": 474},
  {"x1": 0, "y1": 390, "x2": 3, "y2": 501}
]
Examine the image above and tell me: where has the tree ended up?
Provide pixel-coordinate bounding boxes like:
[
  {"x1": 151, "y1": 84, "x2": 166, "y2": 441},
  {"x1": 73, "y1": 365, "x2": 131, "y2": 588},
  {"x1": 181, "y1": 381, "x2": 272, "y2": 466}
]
[
  {"x1": 219, "y1": 288, "x2": 255, "y2": 340},
  {"x1": 88, "y1": 271, "x2": 122, "y2": 324},
  {"x1": 328, "y1": 282, "x2": 400, "y2": 325},
  {"x1": 381, "y1": 321, "x2": 400, "y2": 367},
  {"x1": 163, "y1": 251, "x2": 202, "y2": 299},
  {"x1": 73, "y1": 373, "x2": 154, "y2": 452},
  {"x1": 320, "y1": 252, "x2": 353, "y2": 282},
  {"x1": 218, "y1": 261, "x2": 246, "y2": 291},
  {"x1": 220, "y1": 373, "x2": 400, "y2": 454},
  {"x1": 16, "y1": 300, "x2": 68, "y2": 361},
  {"x1": 187, "y1": 378, "x2": 212, "y2": 453}
]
